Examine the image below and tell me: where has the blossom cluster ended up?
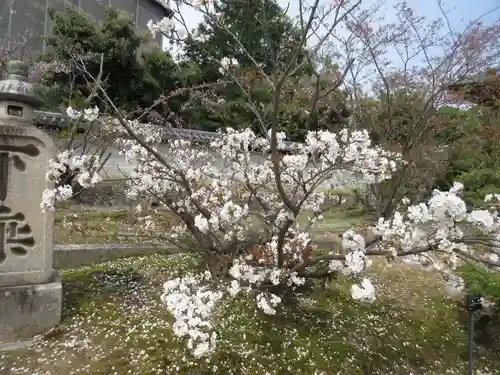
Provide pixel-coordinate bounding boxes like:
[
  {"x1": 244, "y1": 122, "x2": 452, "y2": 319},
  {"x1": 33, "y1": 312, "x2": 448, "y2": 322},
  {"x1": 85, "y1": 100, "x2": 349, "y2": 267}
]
[
  {"x1": 40, "y1": 106, "x2": 103, "y2": 212},
  {"x1": 66, "y1": 106, "x2": 99, "y2": 122},
  {"x1": 160, "y1": 271, "x2": 222, "y2": 357},
  {"x1": 374, "y1": 182, "x2": 500, "y2": 290},
  {"x1": 219, "y1": 57, "x2": 238, "y2": 74},
  {"x1": 147, "y1": 17, "x2": 176, "y2": 39},
  {"x1": 41, "y1": 147, "x2": 103, "y2": 211}
]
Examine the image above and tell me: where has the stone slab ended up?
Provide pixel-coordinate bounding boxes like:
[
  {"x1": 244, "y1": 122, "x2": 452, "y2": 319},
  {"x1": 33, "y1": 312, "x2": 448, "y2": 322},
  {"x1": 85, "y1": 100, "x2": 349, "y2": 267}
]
[
  {"x1": 0, "y1": 271, "x2": 62, "y2": 347},
  {"x1": 53, "y1": 243, "x2": 179, "y2": 269},
  {"x1": 0, "y1": 122, "x2": 55, "y2": 287}
]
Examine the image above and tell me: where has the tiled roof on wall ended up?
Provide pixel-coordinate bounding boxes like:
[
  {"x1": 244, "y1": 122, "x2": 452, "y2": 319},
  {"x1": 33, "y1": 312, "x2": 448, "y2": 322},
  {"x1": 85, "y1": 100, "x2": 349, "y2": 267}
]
[
  {"x1": 32, "y1": 110, "x2": 301, "y2": 153},
  {"x1": 33, "y1": 110, "x2": 221, "y2": 144}
]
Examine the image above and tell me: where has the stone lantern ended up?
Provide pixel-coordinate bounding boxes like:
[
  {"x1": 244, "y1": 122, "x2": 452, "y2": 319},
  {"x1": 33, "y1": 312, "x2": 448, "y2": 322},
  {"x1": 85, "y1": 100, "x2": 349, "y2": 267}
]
[
  {"x1": 0, "y1": 61, "x2": 62, "y2": 349},
  {"x1": 0, "y1": 60, "x2": 43, "y2": 122}
]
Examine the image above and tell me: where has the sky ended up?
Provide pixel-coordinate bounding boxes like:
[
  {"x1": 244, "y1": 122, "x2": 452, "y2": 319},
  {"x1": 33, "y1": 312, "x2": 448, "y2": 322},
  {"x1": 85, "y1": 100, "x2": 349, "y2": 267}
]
[
  {"x1": 173, "y1": 0, "x2": 499, "y2": 35},
  {"x1": 165, "y1": 0, "x2": 499, "y2": 69},
  {"x1": 164, "y1": 0, "x2": 499, "y2": 79}
]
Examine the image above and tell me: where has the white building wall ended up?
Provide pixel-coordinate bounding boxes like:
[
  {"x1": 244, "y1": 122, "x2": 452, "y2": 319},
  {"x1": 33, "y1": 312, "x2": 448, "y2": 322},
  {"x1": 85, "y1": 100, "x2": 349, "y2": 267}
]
[{"x1": 96, "y1": 143, "x2": 361, "y2": 189}]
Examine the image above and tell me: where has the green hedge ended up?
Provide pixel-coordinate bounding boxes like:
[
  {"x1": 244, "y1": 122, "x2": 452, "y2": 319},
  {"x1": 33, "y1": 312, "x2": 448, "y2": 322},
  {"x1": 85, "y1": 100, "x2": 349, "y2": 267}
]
[{"x1": 458, "y1": 263, "x2": 500, "y2": 301}]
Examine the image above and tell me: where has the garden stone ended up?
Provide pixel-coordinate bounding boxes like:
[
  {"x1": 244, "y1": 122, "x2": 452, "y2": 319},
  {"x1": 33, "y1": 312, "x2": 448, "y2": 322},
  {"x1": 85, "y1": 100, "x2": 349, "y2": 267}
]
[{"x1": 0, "y1": 61, "x2": 62, "y2": 348}]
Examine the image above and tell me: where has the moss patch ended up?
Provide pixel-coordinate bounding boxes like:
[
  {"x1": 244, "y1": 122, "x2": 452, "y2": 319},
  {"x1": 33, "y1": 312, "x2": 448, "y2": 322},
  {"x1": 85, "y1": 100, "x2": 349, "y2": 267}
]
[{"x1": 1, "y1": 254, "x2": 499, "y2": 374}]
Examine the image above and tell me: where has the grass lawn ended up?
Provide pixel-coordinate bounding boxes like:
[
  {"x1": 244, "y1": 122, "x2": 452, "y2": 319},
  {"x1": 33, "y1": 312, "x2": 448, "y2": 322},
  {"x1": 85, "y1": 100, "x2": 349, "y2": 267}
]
[
  {"x1": 54, "y1": 206, "x2": 372, "y2": 245},
  {"x1": 2, "y1": 252, "x2": 499, "y2": 374},
  {"x1": 54, "y1": 207, "x2": 174, "y2": 245},
  {"x1": 17, "y1": 205, "x2": 496, "y2": 374}
]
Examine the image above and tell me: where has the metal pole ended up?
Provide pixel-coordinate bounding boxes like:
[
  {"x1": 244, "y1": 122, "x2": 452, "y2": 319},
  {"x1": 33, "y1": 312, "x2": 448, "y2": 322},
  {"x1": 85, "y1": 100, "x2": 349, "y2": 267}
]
[
  {"x1": 467, "y1": 308, "x2": 474, "y2": 375},
  {"x1": 466, "y1": 294, "x2": 482, "y2": 375}
]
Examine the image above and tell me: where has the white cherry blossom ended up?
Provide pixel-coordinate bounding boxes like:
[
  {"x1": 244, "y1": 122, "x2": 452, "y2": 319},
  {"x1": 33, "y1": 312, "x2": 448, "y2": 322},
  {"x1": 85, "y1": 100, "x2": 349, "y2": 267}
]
[{"x1": 351, "y1": 278, "x2": 376, "y2": 303}]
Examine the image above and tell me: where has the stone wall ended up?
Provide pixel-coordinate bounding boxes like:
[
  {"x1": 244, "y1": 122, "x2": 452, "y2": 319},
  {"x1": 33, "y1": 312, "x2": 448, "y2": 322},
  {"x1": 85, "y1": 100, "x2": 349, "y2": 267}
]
[{"x1": 72, "y1": 141, "x2": 361, "y2": 189}]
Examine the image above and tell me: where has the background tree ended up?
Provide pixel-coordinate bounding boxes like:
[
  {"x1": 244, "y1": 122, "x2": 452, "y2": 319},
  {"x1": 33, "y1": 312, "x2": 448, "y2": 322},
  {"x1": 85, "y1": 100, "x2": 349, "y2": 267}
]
[
  {"x1": 176, "y1": 0, "x2": 349, "y2": 139},
  {"x1": 39, "y1": 6, "x2": 183, "y2": 121},
  {"x1": 328, "y1": 1, "x2": 500, "y2": 217},
  {"x1": 435, "y1": 103, "x2": 500, "y2": 207},
  {"x1": 354, "y1": 86, "x2": 449, "y2": 214}
]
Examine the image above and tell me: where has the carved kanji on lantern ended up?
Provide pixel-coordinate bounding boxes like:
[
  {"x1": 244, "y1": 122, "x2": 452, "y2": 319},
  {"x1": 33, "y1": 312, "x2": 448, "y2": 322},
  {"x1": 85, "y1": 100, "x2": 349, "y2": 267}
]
[
  {"x1": 0, "y1": 60, "x2": 56, "y2": 287},
  {"x1": 0, "y1": 144, "x2": 40, "y2": 263}
]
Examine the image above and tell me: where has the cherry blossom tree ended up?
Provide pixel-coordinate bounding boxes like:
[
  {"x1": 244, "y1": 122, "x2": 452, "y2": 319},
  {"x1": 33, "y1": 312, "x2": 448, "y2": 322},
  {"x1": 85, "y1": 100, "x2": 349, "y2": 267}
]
[{"x1": 39, "y1": 0, "x2": 500, "y2": 358}]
